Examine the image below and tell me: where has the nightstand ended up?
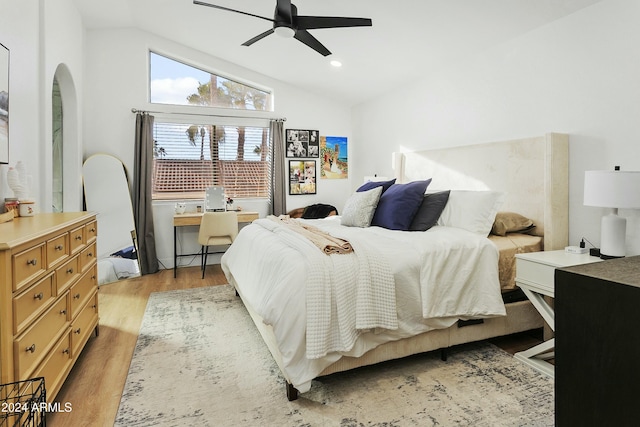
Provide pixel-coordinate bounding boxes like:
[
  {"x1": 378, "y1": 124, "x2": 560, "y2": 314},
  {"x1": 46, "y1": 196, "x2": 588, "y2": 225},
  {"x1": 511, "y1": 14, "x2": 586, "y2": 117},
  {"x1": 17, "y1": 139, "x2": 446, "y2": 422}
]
[{"x1": 513, "y1": 250, "x2": 602, "y2": 377}]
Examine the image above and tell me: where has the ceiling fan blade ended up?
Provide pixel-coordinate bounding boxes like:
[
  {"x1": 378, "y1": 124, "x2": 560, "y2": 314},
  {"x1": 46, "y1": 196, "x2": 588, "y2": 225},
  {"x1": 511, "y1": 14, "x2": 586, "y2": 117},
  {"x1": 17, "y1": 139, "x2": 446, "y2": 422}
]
[
  {"x1": 193, "y1": 1, "x2": 274, "y2": 23},
  {"x1": 242, "y1": 29, "x2": 275, "y2": 47},
  {"x1": 294, "y1": 30, "x2": 331, "y2": 56},
  {"x1": 276, "y1": 0, "x2": 293, "y2": 23},
  {"x1": 296, "y1": 16, "x2": 372, "y2": 30}
]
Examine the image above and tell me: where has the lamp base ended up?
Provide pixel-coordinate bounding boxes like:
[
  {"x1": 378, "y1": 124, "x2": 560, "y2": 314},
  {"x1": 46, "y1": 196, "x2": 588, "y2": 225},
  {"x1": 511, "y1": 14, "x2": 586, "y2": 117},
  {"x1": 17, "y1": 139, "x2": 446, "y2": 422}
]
[{"x1": 600, "y1": 212, "x2": 626, "y2": 258}]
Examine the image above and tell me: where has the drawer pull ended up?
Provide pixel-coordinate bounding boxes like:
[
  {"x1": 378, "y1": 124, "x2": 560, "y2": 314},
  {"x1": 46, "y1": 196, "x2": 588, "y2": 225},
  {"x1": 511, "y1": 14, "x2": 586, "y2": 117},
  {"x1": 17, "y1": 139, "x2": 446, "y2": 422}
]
[
  {"x1": 74, "y1": 328, "x2": 81, "y2": 335},
  {"x1": 66, "y1": 268, "x2": 74, "y2": 274},
  {"x1": 73, "y1": 293, "x2": 81, "y2": 300},
  {"x1": 62, "y1": 348, "x2": 70, "y2": 355},
  {"x1": 75, "y1": 235, "x2": 82, "y2": 241},
  {"x1": 87, "y1": 252, "x2": 93, "y2": 257},
  {"x1": 26, "y1": 259, "x2": 38, "y2": 266},
  {"x1": 92, "y1": 304, "x2": 97, "y2": 309},
  {"x1": 60, "y1": 309, "x2": 67, "y2": 315},
  {"x1": 33, "y1": 292, "x2": 44, "y2": 300},
  {"x1": 90, "y1": 227, "x2": 96, "y2": 232},
  {"x1": 55, "y1": 244, "x2": 64, "y2": 251},
  {"x1": 25, "y1": 344, "x2": 36, "y2": 353}
]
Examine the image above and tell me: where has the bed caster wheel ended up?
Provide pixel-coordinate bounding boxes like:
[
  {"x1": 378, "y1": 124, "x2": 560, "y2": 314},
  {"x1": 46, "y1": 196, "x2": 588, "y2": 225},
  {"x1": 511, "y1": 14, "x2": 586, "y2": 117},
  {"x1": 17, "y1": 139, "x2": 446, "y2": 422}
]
[{"x1": 286, "y1": 382, "x2": 299, "y2": 401}]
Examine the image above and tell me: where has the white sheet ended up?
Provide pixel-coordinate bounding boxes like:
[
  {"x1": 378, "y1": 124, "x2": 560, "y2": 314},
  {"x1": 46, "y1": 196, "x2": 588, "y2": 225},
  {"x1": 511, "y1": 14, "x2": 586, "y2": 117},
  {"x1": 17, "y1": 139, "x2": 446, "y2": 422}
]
[
  {"x1": 221, "y1": 216, "x2": 505, "y2": 393},
  {"x1": 253, "y1": 217, "x2": 397, "y2": 359}
]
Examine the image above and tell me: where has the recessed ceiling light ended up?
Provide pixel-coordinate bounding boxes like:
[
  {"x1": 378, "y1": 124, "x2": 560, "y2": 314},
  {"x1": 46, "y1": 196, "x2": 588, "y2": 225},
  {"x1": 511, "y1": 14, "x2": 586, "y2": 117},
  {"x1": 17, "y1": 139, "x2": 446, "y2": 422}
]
[{"x1": 330, "y1": 60, "x2": 342, "y2": 68}]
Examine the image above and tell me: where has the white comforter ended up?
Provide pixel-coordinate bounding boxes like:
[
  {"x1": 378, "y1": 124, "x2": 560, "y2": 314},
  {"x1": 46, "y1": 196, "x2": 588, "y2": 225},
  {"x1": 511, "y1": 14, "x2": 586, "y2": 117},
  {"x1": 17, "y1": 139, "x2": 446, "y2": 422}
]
[{"x1": 221, "y1": 216, "x2": 505, "y2": 393}]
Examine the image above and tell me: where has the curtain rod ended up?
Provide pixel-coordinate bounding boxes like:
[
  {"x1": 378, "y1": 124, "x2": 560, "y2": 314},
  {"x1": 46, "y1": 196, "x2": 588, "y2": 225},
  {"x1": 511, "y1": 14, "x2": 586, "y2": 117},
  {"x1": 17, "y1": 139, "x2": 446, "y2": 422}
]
[{"x1": 131, "y1": 108, "x2": 286, "y2": 121}]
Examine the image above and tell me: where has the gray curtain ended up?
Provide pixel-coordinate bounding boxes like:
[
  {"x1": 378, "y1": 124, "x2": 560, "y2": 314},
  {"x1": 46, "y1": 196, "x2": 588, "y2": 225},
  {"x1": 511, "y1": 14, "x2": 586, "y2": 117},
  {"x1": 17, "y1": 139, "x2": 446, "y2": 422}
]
[
  {"x1": 270, "y1": 119, "x2": 286, "y2": 216},
  {"x1": 133, "y1": 112, "x2": 159, "y2": 275}
]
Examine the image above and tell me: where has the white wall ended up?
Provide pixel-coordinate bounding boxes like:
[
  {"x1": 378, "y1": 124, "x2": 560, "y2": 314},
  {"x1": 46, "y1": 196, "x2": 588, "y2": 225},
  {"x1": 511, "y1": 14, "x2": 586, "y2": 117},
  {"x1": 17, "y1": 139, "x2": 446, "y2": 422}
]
[
  {"x1": 0, "y1": 1, "x2": 42, "y2": 204},
  {"x1": 352, "y1": 0, "x2": 640, "y2": 255},
  {"x1": 83, "y1": 28, "x2": 353, "y2": 268},
  {"x1": 0, "y1": 0, "x2": 85, "y2": 212}
]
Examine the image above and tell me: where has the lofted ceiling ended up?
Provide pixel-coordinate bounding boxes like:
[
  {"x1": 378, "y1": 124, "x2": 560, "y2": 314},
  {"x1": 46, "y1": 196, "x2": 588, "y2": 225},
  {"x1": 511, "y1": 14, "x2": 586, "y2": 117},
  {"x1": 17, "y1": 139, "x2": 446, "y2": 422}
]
[{"x1": 73, "y1": 0, "x2": 602, "y2": 106}]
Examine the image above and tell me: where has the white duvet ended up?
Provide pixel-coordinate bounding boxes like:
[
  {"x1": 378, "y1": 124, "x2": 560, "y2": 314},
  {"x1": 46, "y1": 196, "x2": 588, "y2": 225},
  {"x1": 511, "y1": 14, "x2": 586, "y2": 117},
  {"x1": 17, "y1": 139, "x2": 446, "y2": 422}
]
[{"x1": 221, "y1": 216, "x2": 505, "y2": 393}]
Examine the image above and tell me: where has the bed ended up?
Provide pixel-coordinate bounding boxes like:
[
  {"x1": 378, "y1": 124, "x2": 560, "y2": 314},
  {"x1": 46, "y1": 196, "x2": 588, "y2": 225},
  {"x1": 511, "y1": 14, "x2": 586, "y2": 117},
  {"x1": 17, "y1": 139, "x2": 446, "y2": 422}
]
[{"x1": 221, "y1": 133, "x2": 569, "y2": 400}]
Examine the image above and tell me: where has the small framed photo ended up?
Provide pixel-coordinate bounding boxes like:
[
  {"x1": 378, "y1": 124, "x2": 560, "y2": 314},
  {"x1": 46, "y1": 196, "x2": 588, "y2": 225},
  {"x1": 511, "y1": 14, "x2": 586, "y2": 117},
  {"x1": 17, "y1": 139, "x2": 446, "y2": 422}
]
[
  {"x1": 286, "y1": 129, "x2": 319, "y2": 158},
  {"x1": 289, "y1": 160, "x2": 316, "y2": 195},
  {"x1": 307, "y1": 130, "x2": 319, "y2": 158}
]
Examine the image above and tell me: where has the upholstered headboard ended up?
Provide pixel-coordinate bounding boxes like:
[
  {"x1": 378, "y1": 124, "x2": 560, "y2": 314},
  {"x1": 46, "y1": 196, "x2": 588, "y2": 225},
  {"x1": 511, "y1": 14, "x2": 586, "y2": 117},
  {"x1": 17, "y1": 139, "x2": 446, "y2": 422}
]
[{"x1": 393, "y1": 133, "x2": 569, "y2": 250}]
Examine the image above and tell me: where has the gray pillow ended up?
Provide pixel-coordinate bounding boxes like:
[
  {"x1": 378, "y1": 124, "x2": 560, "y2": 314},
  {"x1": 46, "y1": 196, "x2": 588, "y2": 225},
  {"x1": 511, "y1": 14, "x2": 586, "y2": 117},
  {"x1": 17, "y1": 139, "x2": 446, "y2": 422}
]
[
  {"x1": 341, "y1": 186, "x2": 383, "y2": 227},
  {"x1": 409, "y1": 190, "x2": 451, "y2": 231}
]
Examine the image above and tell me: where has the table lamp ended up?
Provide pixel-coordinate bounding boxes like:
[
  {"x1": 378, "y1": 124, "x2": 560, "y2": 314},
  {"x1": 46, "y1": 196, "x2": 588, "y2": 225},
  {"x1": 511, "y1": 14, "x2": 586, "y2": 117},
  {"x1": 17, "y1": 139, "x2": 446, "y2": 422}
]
[{"x1": 584, "y1": 167, "x2": 640, "y2": 258}]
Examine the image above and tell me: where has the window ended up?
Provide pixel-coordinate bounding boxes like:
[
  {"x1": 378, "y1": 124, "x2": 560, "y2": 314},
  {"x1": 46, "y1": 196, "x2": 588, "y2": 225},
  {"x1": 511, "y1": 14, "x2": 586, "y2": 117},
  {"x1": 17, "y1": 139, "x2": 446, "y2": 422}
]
[
  {"x1": 149, "y1": 52, "x2": 273, "y2": 111},
  {"x1": 152, "y1": 121, "x2": 271, "y2": 200},
  {"x1": 149, "y1": 52, "x2": 274, "y2": 201}
]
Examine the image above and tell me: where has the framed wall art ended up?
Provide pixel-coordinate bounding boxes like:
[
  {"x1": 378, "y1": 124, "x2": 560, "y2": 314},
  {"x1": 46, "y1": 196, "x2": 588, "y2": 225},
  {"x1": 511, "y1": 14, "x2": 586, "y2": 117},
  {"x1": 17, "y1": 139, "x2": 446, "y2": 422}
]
[
  {"x1": 289, "y1": 160, "x2": 316, "y2": 195},
  {"x1": 286, "y1": 129, "x2": 319, "y2": 158},
  {"x1": 320, "y1": 136, "x2": 348, "y2": 179},
  {"x1": 0, "y1": 43, "x2": 9, "y2": 164}
]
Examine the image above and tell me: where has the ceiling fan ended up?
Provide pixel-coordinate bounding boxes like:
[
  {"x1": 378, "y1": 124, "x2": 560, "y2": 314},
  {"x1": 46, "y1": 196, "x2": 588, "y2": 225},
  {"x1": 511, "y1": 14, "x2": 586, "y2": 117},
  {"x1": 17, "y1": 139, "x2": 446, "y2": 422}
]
[{"x1": 193, "y1": 0, "x2": 372, "y2": 57}]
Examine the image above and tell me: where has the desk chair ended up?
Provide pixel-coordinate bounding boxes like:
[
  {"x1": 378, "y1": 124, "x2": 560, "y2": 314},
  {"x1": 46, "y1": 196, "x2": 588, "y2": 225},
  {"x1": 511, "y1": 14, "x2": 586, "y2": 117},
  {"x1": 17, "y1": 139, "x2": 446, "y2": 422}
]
[{"x1": 198, "y1": 211, "x2": 238, "y2": 278}]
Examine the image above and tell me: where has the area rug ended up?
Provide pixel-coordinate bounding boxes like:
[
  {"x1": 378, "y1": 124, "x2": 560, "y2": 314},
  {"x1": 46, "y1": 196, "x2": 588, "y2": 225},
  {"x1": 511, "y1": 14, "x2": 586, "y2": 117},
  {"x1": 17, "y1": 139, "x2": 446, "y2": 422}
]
[{"x1": 115, "y1": 285, "x2": 554, "y2": 426}]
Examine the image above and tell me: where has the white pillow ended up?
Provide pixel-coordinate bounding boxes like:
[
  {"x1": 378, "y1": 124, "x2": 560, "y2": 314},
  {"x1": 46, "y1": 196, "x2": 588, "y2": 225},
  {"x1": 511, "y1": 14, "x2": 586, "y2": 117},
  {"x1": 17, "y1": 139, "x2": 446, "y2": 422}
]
[
  {"x1": 341, "y1": 186, "x2": 383, "y2": 227},
  {"x1": 436, "y1": 190, "x2": 505, "y2": 235}
]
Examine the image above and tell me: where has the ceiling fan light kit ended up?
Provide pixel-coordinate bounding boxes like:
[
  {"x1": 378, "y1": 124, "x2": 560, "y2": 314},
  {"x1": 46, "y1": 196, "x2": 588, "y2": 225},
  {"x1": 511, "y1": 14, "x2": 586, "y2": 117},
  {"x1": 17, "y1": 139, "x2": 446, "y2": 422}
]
[
  {"x1": 193, "y1": 0, "x2": 372, "y2": 56},
  {"x1": 274, "y1": 26, "x2": 296, "y2": 38}
]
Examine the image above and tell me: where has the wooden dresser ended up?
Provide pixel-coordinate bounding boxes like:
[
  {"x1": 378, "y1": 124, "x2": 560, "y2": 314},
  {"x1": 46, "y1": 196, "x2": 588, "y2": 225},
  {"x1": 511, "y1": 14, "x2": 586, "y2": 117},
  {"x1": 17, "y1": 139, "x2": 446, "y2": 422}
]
[{"x1": 0, "y1": 212, "x2": 99, "y2": 400}]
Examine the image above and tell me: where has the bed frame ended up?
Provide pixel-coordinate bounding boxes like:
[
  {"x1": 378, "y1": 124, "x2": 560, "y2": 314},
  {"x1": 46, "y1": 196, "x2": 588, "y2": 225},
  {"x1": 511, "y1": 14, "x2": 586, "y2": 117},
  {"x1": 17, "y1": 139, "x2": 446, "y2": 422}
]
[{"x1": 232, "y1": 132, "x2": 569, "y2": 400}]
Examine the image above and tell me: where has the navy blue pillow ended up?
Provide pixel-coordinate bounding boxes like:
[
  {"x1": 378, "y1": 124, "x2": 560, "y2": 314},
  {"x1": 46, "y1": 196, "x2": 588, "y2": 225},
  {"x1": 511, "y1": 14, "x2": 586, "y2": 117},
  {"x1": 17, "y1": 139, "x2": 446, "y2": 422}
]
[
  {"x1": 356, "y1": 178, "x2": 396, "y2": 194},
  {"x1": 409, "y1": 191, "x2": 451, "y2": 231},
  {"x1": 371, "y1": 179, "x2": 432, "y2": 230}
]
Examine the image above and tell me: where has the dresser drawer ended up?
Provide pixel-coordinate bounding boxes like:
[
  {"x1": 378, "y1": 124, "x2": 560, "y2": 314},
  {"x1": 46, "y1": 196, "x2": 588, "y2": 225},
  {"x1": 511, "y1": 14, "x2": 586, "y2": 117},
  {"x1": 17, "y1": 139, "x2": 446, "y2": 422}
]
[
  {"x1": 85, "y1": 221, "x2": 98, "y2": 244},
  {"x1": 70, "y1": 266, "x2": 97, "y2": 318},
  {"x1": 71, "y1": 294, "x2": 99, "y2": 357},
  {"x1": 56, "y1": 255, "x2": 80, "y2": 295},
  {"x1": 46, "y1": 233, "x2": 69, "y2": 269},
  {"x1": 32, "y1": 332, "x2": 72, "y2": 399},
  {"x1": 14, "y1": 295, "x2": 69, "y2": 380},
  {"x1": 79, "y1": 242, "x2": 97, "y2": 273},
  {"x1": 13, "y1": 244, "x2": 46, "y2": 292},
  {"x1": 69, "y1": 225, "x2": 85, "y2": 255},
  {"x1": 13, "y1": 272, "x2": 56, "y2": 335}
]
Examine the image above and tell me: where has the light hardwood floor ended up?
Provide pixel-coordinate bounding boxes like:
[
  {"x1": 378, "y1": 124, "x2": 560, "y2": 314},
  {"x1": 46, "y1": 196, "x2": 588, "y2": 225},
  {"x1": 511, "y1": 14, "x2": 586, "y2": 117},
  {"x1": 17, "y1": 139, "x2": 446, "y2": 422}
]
[{"x1": 47, "y1": 265, "x2": 542, "y2": 427}]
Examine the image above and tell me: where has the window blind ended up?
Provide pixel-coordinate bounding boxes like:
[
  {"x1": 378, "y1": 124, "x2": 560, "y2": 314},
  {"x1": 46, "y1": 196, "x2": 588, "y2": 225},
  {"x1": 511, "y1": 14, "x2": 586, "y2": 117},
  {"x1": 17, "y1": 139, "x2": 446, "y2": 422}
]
[{"x1": 152, "y1": 121, "x2": 271, "y2": 200}]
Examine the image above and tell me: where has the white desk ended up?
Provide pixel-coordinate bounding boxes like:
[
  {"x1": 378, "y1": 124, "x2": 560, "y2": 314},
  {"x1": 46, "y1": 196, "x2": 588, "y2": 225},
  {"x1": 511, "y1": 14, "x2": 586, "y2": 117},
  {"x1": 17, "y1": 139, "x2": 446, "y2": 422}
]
[
  {"x1": 514, "y1": 250, "x2": 602, "y2": 377},
  {"x1": 173, "y1": 211, "x2": 258, "y2": 277}
]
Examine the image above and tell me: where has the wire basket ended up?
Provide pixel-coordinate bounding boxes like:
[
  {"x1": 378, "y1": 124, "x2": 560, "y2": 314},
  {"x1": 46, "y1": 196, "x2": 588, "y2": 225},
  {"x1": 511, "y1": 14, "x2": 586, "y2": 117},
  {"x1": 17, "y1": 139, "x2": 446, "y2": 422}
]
[{"x1": 0, "y1": 378, "x2": 46, "y2": 427}]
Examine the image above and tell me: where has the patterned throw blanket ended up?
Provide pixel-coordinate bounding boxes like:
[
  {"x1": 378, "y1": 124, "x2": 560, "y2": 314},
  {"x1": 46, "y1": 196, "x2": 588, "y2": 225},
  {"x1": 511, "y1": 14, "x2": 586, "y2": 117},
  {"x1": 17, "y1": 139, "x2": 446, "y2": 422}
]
[{"x1": 255, "y1": 218, "x2": 397, "y2": 359}]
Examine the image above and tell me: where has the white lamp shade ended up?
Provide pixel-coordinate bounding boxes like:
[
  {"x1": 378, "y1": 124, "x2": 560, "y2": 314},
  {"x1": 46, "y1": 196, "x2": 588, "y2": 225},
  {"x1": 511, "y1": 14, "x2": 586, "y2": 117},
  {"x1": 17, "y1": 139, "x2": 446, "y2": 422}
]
[{"x1": 584, "y1": 170, "x2": 640, "y2": 208}]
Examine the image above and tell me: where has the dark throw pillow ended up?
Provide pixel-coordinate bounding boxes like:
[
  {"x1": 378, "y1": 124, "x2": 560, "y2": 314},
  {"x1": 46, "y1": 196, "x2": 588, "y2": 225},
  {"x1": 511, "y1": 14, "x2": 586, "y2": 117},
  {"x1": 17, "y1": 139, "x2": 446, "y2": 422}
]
[
  {"x1": 409, "y1": 190, "x2": 451, "y2": 231},
  {"x1": 371, "y1": 179, "x2": 432, "y2": 230},
  {"x1": 356, "y1": 178, "x2": 396, "y2": 194}
]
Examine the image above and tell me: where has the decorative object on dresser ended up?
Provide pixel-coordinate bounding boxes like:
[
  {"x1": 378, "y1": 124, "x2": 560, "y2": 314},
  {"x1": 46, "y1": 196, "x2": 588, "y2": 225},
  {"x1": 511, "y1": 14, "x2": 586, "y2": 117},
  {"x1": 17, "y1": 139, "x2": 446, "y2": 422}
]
[
  {"x1": 584, "y1": 167, "x2": 640, "y2": 258},
  {"x1": 513, "y1": 250, "x2": 601, "y2": 377},
  {"x1": 0, "y1": 212, "x2": 99, "y2": 400},
  {"x1": 555, "y1": 256, "x2": 640, "y2": 426}
]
